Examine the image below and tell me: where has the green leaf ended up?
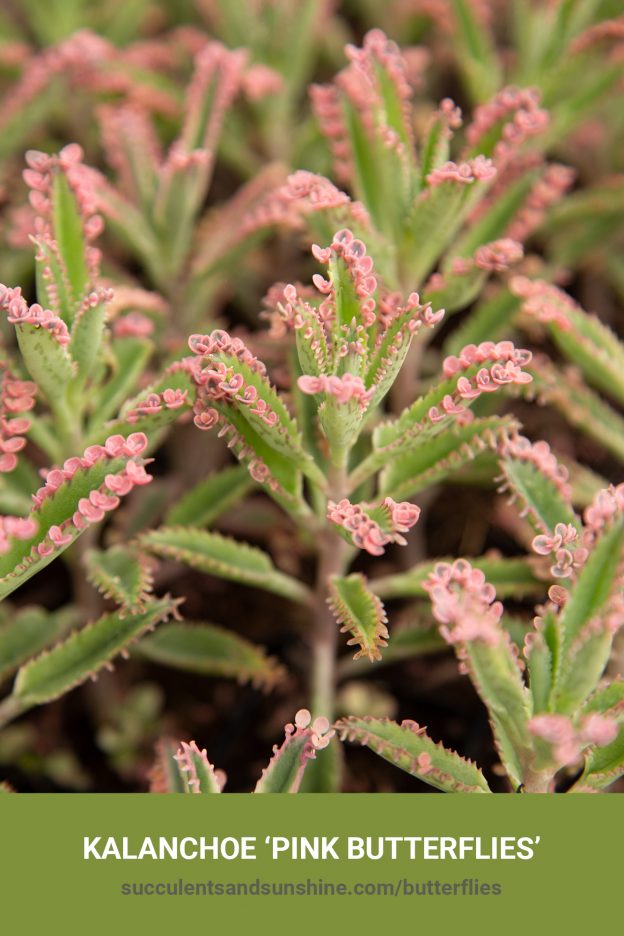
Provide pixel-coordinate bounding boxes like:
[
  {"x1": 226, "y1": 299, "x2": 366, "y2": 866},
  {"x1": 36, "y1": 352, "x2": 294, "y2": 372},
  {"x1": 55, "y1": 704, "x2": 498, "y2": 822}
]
[
  {"x1": 537, "y1": 299, "x2": 624, "y2": 409},
  {"x1": 336, "y1": 717, "x2": 491, "y2": 793},
  {"x1": 499, "y1": 455, "x2": 578, "y2": 534},
  {"x1": 328, "y1": 574, "x2": 389, "y2": 662},
  {"x1": 69, "y1": 300, "x2": 107, "y2": 381},
  {"x1": 0, "y1": 452, "x2": 148, "y2": 601},
  {"x1": 573, "y1": 724, "x2": 624, "y2": 792},
  {"x1": 208, "y1": 350, "x2": 317, "y2": 475},
  {"x1": 365, "y1": 305, "x2": 424, "y2": 410},
  {"x1": 525, "y1": 359, "x2": 624, "y2": 464},
  {"x1": 165, "y1": 466, "x2": 253, "y2": 527},
  {"x1": 525, "y1": 623, "x2": 554, "y2": 715},
  {"x1": 14, "y1": 322, "x2": 75, "y2": 408},
  {"x1": 84, "y1": 546, "x2": 153, "y2": 613},
  {"x1": 97, "y1": 369, "x2": 195, "y2": 446},
  {"x1": 12, "y1": 597, "x2": 180, "y2": 709},
  {"x1": 51, "y1": 170, "x2": 89, "y2": 311},
  {"x1": 450, "y1": 0, "x2": 501, "y2": 102},
  {"x1": 407, "y1": 179, "x2": 487, "y2": 284},
  {"x1": 0, "y1": 606, "x2": 77, "y2": 684},
  {"x1": 34, "y1": 235, "x2": 74, "y2": 325},
  {"x1": 461, "y1": 635, "x2": 534, "y2": 789},
  {"x1": 174, "y1": 740, "x2": 223, "y2": 793},
  {"x1": 583, "y1": 681, "x2": 624, "y2": 723},
  {"x1": 88, "y1": 338, "x2": 153, "y2": 429},
  {"x1": 254, "y1": 717, "x2": 327, "y2": 793},
  {"x1": 149, "y1": 739, "x2": 186, "y2": 793},
  {"x1": 208, "y1": 403, "x2": 309, "y2": 511},
  {"x1": 137, "y1": 527, "x2": 311, "y2": 604},
  {"x1": 442, "y1": 290, "x2": 519, "y2": 357},
  {"x1": 136, "y1": 622, "x2": 284, "y2": 689},
  {"x1": 423, "y1": 266, "x2": 488, "y2": 315},
  {"x1": 379, "y1": 415, "x2": 515, "y2": 500},
  {"x1": 551, "y1": 519, "x2": 624, "y2": 714}
]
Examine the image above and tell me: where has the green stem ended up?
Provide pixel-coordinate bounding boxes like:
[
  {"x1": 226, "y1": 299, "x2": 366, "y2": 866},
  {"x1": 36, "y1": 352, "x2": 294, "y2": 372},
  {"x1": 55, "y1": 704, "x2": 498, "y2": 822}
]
[
  {"x1": 310, "y1": 461, "x2": 349, "y2": 720},
  {"x1": 0, "y1": 695, "x2": 27, "y2": 731}
]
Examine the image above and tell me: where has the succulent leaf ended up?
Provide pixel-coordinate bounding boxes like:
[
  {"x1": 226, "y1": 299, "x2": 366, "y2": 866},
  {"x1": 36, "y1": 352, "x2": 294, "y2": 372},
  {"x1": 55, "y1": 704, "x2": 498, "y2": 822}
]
[
  {"x1": 12, "y1": 596, "x2": 180, "y2": 709},
  {"x1": 328, "y1": 573, "x2": 389, "y2": 661},
  {"x1": 254, "y1": 709, "x2": 333, "y2": 793},
  {"x1": 84, "y1": 546, "x2": 154, "y2": 614},
  {"x1": 174, "y1": 740, "x2": 224, "y2": 794},
  {"x1": 0, "y1": 605, "x2": 78, "y2": 684},
  {"x1": 138, "y1": 526, "x2": 311, "y2": 604},
  {"x1": 136, "y1": 622, "x2": 285, "y2": 690},
  {"x1": 336, "y1": 716, "x2": 491, "y2": 793},
  {"x1": 165, "y1": 466, "x2": 254, "y2": 528}
]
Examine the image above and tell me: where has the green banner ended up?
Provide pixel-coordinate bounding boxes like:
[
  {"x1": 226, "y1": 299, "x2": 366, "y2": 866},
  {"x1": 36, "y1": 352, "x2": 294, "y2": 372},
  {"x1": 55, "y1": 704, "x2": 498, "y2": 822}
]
[{"x1": 0, "y1": 794, "x2": 620, "y2": 932}]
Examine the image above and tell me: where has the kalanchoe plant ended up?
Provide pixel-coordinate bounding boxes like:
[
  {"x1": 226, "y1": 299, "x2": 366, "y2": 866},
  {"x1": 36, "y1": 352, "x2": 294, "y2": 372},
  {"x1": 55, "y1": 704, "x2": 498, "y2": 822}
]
[
  {"x1": 129, "y1": 227, "x2": 545, "y2": 791},
  {"x1": 0, "y1": 3, "x2": 623, "y2": 795},
  {"x1": 337, "y1": 467, "x2": 624, "y2": 794},
  {"x1": 0, "y1": 145, "x2": 193, "y2": 731}
]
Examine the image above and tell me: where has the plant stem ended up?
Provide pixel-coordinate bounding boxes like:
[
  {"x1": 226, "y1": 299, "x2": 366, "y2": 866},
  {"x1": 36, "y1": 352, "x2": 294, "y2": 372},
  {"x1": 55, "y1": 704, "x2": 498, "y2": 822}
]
[
  {"x1": 521, "y1": 766, "x2": 555, "y2": 794},
  {"x1": 0, "y1": 696, "x2": 27, "y2": 731},
  {"x1": 310, "y1": 460, "x2": 349, "y2": 718}
]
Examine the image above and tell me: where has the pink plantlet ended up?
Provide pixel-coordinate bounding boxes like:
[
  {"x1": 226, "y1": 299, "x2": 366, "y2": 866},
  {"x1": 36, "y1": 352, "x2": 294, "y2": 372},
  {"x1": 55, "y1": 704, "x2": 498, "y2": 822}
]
[
  {"x1": 0, "y1": 290, "x2": 71, "y2": 346},
  {"x1": 327, "y1": 497, "x2": 420, "y2": 556},
  {"x1": 0, "y1": 515, "x2": 38, "y2": 554},
  {"x1": 501, "y1": 435, "x2": 572, "y2": 501},
  {"x1": 529, "y1": 713, "x2": 618, "y2": 769},
  {"x1": 510, "y1": 276, "x2": 576, "y2": 331},
  {"x1": 426, "y1": 156, "x2": 496, "y2": 187},
  {"x1": 474, "y1": 238, "x2": 523, "y2": 271},
  {"x1": 424, "y1": 559, "x2": 504, "y2": 647},
  {"x1": 506, "y1": 164, "x2": 575, "y2": 241}
]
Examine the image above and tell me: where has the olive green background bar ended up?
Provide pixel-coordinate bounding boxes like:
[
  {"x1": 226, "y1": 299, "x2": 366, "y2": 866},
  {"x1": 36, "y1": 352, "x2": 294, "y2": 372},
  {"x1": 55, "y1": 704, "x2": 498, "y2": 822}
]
[{"x1": 0, "y1": 794, "x2": 620, "y2": 934}]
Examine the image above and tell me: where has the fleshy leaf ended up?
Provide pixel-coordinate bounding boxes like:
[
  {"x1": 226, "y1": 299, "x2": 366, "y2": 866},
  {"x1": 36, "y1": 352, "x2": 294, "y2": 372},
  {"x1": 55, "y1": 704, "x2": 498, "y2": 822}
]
[
  {"x1": 328, "y1": 574, "x2": 389, "y2": 662},
  {"x1": 551, "y1": 518, "x2": 624, "y2": 714},
  {"x1": 51, "y1": 169, "x2": 90, "y2": 307},
  {"x1": 174, "y1": 740, "x2": 224, "y2": 794},
  {"x1": 572, "y1": 725, "x2": 624, "y2": 793},
  {"x1": 379, "y1": 415, "x2": 515, "y2": 500},
  {"x1": 165, "y1": 466, "x2": 253, "y2": 527},
  {"x1": 88, "y1": 338, "x2": 153, "y2": 429},
  {"x1": 84, "y1": 546, "x2": 153, "y2": 614},
  {"x1": 14, "y1": 322, "x2": 75, "y2": 407},
  {"x1": 149, "y1": 739, "x2": 186, "y2": 793},
  {"x1": 136, "y1": 622, "x2": 285, "y2": 690},
  {"x1": 0, "y1": 606, "x2": 77, "y2": 684},
  {"x1": 499, "y1": 453, "x2": 578, "y2": 535},
  {"x1": 137, "y1": 527, "x2": 311, "y2": 604},
  {"x1": 0, "y1": 445, "x2": 153, "y2": 600},
  {"x1": 335, "y1": 716, "x2": 491, "y2": 793},
  {"x1": 583, "y1": 681, "x2": 624, "y2": 723},
  {"x1": 11, "y1": 596, "x2": 180, "y2": 709},
  {"x1": 254, "y1": 710, "x2": 333, "y2": 793}
]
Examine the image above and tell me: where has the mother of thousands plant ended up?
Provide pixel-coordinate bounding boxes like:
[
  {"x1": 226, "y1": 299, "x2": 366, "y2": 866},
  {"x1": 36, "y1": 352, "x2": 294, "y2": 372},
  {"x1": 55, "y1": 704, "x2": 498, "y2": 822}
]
[
  {"x1": 133, "y1": 224, "x2": 624, "y2": 794},
  {"x1": 1, "y1": 15, "x2": 624, "y2": 795}
]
